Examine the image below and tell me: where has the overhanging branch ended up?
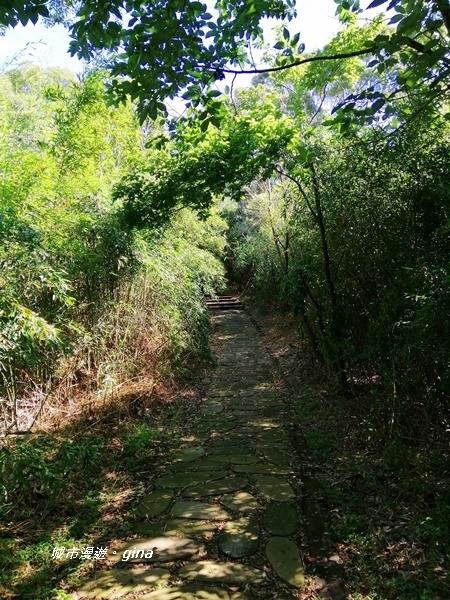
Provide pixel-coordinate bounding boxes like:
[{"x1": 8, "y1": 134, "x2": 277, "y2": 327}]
[{"x1": 213, "y1": 46, "x2": 379, "y2": 75}]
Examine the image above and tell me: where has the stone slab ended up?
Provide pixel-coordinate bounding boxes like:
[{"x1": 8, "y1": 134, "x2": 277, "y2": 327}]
[
  {"x1": 208, "y1": 455, "x2": 259, "y2": 465},
  {"x1": 263, "y1": 503, "x2": 299, "y2": 536},
  {"x1": 136, "y1": 490, "x2": 174, "y2": 518},
  {"x1": 202, "y1": 403, "x2": 224, "y2": 415},
  {"x1": 131, "y1": 519, "x2": 216, "y2": 538},
  {"x1": 261, "y1": 406, "x2": 281, "y2": 417},
  {"x1": 176, "y1": 446, "x2": 205, "y2": 462},
  {"x1": 218, "y1": 517, "x2": 260, "y2": 558},
  {"x1": 178, "y1": 560, "x2": 264, "y2": 585},
  {"x1": 209, "y1": 390, "x2": 235, "y2": 397},
  {"x1": 172, "y1": 500, "x2": 230, "y2": 520},
  {"x1": 232, "y1": 464, "x2": 293, "y2": 476},
  {"x1": 211, "y1": 422, "x2": 238, "y2": 433},
  {"x1": 168, "y1": 461, "x2": 200, "y2": 472},
  {"x1": 258, "y1": 430, "x2": 288, "y2": 443},
  {"x1": 227, "y1": 402, "x2": 260, "y2": 410},
  {"x1": 230, "y1": 411, "x2": 259, "y2": 418},
  {"x1": 139, "y1": 586, "x2": 252, "y2": 599},
  {"x1": 220, "y1": 492, "x2": 259, "y2": 515},
  {"x1": 192, "y1": 460, "x2": 231, "y2": 472},
  {"x1": 156, "y1": 471, "x2": 226, "y2": 489},
  {"x1": 247, "y1": 419, "x2": 281, "y2": 429},
  {"x1": 206, "y1": 446, "x2": 255, "y2": 456},
  {"x1": 263, "y1": 449, "x2": 291, "y2": 466},
  {"x1": 253, "y1": 475, "x2": 295, "y2": 502},
  {"x1": 109, "y1": 537, "x2": 204, "y2": 563},
  {"x1": 206, "y1": 440, "x2": 250, "y2": 448},
  {"x1": 75, "y1": 567, "x2": 170, "y2": 599},
  {"x1": 182, "y1": 477, "x2": 248, "y2": 498},
  {"x1": 196, "y1": 420, "x2": 218, "y2": 433},
  {"x1": 265, "y1": 537, "x2": 305, "y2": 588}
]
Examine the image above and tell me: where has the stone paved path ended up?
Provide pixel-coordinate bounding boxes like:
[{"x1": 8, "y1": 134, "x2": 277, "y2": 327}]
[{"x1": 75, "y1": 310, "x2": 305, "y2": 599}]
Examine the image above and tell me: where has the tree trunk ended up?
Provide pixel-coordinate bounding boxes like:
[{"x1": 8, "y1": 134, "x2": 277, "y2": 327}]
[{"x1": 310, "y1": 163, "x2": 351, "y2": 396}]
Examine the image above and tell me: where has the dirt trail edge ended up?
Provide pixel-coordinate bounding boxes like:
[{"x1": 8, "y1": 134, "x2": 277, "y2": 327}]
[{"x1": 74, "y1": 308, "x2": 345, "y2": 599}]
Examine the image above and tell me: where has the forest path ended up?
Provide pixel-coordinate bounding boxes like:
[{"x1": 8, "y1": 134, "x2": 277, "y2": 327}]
[{"x1": 75, "y1": 309, "x2": 306, "y2": 599}]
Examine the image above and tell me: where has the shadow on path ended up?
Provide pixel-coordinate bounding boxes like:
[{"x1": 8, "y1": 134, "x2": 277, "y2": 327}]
[{"x1": 74, "y1": 309, "x2": 346, "y2": 599}]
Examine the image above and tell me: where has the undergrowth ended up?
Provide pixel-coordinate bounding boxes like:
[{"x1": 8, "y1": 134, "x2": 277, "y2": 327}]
[
  {"x1": 0, "y1": 378, "x2": 203, "y2": 599},
  {"x1": 294, "y1": 392, "x2": 450, "y2": 600},
  {"x1": 251, "y1": 310, "x2": 450, "y2": 600}
]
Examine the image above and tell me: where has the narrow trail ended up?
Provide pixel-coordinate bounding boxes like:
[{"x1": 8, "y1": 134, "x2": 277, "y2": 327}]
[{"x1": 76, "y1": 306, "x2": 308, "y2": 599}]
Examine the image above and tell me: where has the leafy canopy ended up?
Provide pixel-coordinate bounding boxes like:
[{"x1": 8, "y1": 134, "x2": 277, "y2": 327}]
[
  {"x1": 2, "y1": 1, "x2": 450, "y2": 127},
  {"x1": 114, "y1": 94, "x2": 293, "y2": 228},
  {"x1": 1, "y1": 0, "x2": 296, "y2": 121},
  {"x1": 330, "y1": 0, "x2": 450, "y2": 127}
]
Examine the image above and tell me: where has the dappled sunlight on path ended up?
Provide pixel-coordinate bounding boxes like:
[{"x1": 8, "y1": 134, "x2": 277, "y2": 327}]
[{"x1": 75, "y1": 310, "x2": 306, "y2": 599}]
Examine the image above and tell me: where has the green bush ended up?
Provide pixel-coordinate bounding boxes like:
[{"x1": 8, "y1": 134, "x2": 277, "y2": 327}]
[
  {"x1": 0, "y1": 66, "x2": 226, "y2": 429},
  {"x1": 0, "y1": 437, "x2": 103, "y2": 515}
]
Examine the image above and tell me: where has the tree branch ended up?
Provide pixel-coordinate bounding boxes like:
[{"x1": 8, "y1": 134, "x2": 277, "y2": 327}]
[
  {"x1": 275, "y1": 167, "x2": 318, "y2": 221},
  {"x1": 212, "y1": 47, "x2": 379, "y2": 75},
  {"x1": 435, "y1": 0, "x2": 450, "y2": 37}
]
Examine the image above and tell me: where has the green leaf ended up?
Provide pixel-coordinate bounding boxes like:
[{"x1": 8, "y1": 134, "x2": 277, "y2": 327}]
[
  {"x1": 389, "y1": 14, "x2": 403, "y2": 24},
  {"x1": 367, "y1": 0, "x2": 388, "y2": 8},
  {"x1": 371, "y1": 98, "x2": 385, "y2": 113},
  {"x1": 291, "y1": 32, "x2": 300, "y2": 46}
]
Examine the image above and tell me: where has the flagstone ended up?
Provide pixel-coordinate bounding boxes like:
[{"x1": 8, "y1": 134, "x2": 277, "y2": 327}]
[
  {"x1": 109, "y1": 537, "x2": 204, "y2": 563},
  {"x1": 131, "y1": 519, "x2": 216, "y2": 538},
  {"x1": 258, "y1": 429, "x2": 289, "y2": 443},
  {"x1": 136, "y1": 490, "x2": 174, "y2": 518},
  {"x1": 182, "y1": 477, "x2": 248, "y2": 498},
  {"x1": 75, "y1": 567, "x2": 170, "y2": 599},
  {"x1": 206, "y1": 440, "x2": 246, "y2": 448},
  {"x1": 229, "y1": 411, "x2": 259, "y2": 418},
  {"x1": 253, "y1": 475, "x2": 295, "y2": 502},
  {"x1": 156, "y1": 471, "x2": 226, "y2": 489},
  {"x1": 113, "y1": 309, "x2": 308, "y2": 598},
  {"x1": 193, "y1": 460, "x2": 232, "y2": 472},
  {"x1": 176, "y1": 446, "x2": 205, "y2": 462},
  {"x1": 196, "y1": 420, "x2": 219, "y2": 433},
  {"x1": 247, "y1": 418, "x2": 281, "y2": 428},
  {"x1": 265, "y1": 537, "x2": 305, "y2": 588},
  {"x1": 261, "y1": 406, "x2": 281, "y2": 417},
  {"x1": 209, "y1": 390, "x2": 234, "y2": 397},
  {"x1": 206, "y1": 446, "x2": 255, "y2": 456},
  {"x1": 178, "y1": 560, "x2": 264, "y2": 584},
  {"x1": 218, "y1": 517, "x2": 260, "y2": 558},
  {"x1": 214, "y1": 434, "x2": 251, "y2": 443},
  {"x1": 263, "y1": 503, "x2": 299, "y2": 536},
  {"x1": 171, "y1": 500, "x2": 230, "y2": 520},
  {"x1": 263, "y1": 449, "x2": 291, "y2": 466},
  {"x1": 220, "y1": 491, "x2": 259, "y2": 515},
  {"x1": 227, "y1": 401, "x2": 259, "y2": 410},
  {"x1": 232, "y1": 464, "x2": 293, "y2": 476},
  {"x1": 210, "y1": 422, "x2": 238, "y2": 433},
  {"x1": 208, "y1": 454, "x2": 260, "y2": 465},
  {"x1": 202, "y1": 403, "x2": 224, "y2": 416},
  {"x1": 139, "y1": 586, "x2": 252, "y2": 599}
]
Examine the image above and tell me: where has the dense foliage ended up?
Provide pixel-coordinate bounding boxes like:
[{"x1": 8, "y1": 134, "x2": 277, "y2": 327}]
[
  {"x1": 0, "y1": 65, "x2": 225, "y2": 431},
  {"x1": 2, "y1": 1, "x2": 450, "y2": 125},
  {"x1": 1, "y1": 4, "x2": 450, "y2": 598},
  {"x1": 100, "y1": 13, "x2": 450, "y2": 429},
  {"x1": 217, "y1": 19, "x2": 450, "y2": 423}
]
